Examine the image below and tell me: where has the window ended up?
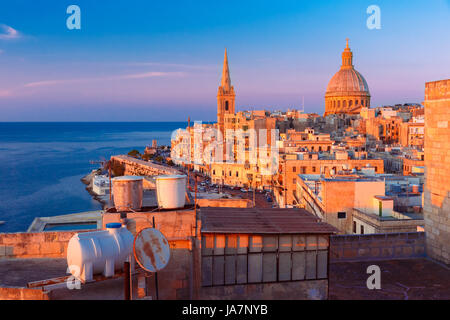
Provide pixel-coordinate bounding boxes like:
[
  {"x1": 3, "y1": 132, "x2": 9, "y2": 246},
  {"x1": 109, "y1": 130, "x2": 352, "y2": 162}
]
[
  {"x1": 225, "y1": 101, "x2": 229, "y2": 111},
  {"x1": 293, "y1": 178, "x2": 296, "y2": 184},
  {"x1": 201, "y1": 234, "x2": 329, "y2": 287},
  {"x1": 338, "y1": 212, "x2": 346, "y2": 219},
  {"x1": 236, "y1": 172, "x2": 239, "y2": 177},
  {"x1": 292, "y1": 167, "x2": 296, "y2": 173},
  {"x1": 360, "y1": 225, "x2": 364, "y2": 235},
  {"x1": 353, "y1": 221, "x2": 357, "y2": 233},
  {"x1": 312, "y1": 166, "x2": 316, "y2": 173},
  {"x1": 213, "y1": 170, "x2": 216, "y2": 175}
]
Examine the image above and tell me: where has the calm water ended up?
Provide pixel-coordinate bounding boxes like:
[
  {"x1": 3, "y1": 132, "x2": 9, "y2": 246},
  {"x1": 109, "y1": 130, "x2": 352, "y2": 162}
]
[{"x1": 0, "y1": 122, "x2": 185, "y2": 232}]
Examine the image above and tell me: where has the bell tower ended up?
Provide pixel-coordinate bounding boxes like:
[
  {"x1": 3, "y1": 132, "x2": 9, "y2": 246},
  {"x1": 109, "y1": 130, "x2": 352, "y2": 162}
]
[{"x1": 217, "y1": 48, "x2": 235, "y2": 135}]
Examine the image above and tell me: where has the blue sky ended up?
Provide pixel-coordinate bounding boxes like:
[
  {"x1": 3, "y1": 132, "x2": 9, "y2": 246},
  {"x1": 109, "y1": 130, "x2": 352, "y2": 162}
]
[{"x1": 0, "y1": 0, "x2": 449, "y2": 121}]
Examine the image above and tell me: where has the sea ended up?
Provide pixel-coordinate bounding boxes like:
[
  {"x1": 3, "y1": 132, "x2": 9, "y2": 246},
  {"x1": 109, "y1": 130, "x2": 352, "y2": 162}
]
[{"x1": 0, "y1": 122, "x2": 186, "y2": 233}]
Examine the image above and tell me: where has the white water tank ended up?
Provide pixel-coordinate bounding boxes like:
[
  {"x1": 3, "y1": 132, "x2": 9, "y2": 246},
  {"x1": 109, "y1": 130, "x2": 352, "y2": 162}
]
[
  {"x1": 112, "y1": 176, "x2": 143, "y2": 211},
  {"x1": 156, "y1": 175, "x2": 187, "y2": 209},
  {"x1": 66, "y1": 223, "x2": 134, "y2": 282}
]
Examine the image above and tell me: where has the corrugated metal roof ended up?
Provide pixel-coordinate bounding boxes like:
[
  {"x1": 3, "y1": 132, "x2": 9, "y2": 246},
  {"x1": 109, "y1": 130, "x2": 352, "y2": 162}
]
[{"x1": 200, "y1": 207, "x2": 338, "y2": 234}]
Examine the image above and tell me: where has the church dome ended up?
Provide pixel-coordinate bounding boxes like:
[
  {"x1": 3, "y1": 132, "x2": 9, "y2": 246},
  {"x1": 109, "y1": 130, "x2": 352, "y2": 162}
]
[
  {"x1": 326, "y1": 68, "x2": 370, "y2": 96},
  {"x1": 324, "y1": 39, "x2": 371, "y2": 116}
]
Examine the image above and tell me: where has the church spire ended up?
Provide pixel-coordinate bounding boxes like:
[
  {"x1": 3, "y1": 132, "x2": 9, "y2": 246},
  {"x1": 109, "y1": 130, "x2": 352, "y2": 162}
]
[
  {"x1": 341, "y1": 38, "x2": 353, "y2": 69},
  {"x1": 221, "y1": 48, "x2": 231, "y2": 91},
  {"x1": 217, "y1": 48, "x2": 235, "y2": 134}
]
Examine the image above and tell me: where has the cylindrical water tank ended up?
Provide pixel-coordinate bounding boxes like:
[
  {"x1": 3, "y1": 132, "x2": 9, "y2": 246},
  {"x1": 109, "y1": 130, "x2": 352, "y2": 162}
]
[
  {"x1": 156, "y1": 175, "x2": 187, "y2": 209},
  {"x1": 112, "y1": 176, "x2": 143, "y2": 211},
  {"x1": 66, "y1": 223, "x2": 134, "y2": 282}
]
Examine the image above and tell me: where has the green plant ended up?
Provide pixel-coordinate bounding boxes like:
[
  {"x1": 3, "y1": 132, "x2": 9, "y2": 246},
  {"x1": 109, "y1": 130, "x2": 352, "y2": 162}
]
[{"x1": 128, "y1": 149, "x2": 140, "y2": 158}]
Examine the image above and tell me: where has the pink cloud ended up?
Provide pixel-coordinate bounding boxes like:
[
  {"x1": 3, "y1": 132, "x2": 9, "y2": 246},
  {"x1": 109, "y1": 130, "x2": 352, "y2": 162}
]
[
  {"x1": 0, "y1": 89, "x2": 12, "y2": 97},
  {"x1": 24, "y1": 71, "x2": 186, "y2": 88},
  {"x1": 0, "y1": 24, "x2": 21, "y2": 40}
]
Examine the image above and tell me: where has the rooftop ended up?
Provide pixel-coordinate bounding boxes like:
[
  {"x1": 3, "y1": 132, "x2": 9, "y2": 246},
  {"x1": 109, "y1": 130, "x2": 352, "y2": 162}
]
[
  {"x1": 329, "y1": 258, "x2": 450, "y2": 300},
  {"x1": 1, "y1": 257, "x2": 447, "y2": 300},
  {"x1": 299, "y1": 173, "x2": 383, "y2": 183},
  {"x1": 200, "y1": 207, "x2": 338, "y2": 234}
]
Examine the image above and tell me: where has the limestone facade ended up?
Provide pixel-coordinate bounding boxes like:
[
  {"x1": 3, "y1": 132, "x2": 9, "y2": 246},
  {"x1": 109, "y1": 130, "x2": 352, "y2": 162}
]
[{"x1": 424, "y1": 79, "x2": 450, "y2": 265}]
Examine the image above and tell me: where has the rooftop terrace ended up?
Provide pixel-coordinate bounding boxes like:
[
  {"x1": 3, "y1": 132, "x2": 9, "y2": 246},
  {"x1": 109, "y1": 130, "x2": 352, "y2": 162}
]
[{"x1": 1, "y1": 257, "x2": 447, "y2": 300}]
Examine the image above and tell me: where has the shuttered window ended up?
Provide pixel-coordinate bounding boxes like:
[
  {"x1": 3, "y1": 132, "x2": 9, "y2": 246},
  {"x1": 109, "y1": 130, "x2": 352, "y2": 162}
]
[{"x1": 201, "y1": 234, "x2": 329, "y2": 287}]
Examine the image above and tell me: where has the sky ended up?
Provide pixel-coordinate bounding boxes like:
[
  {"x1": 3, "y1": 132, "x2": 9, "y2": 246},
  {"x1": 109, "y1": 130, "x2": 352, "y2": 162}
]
[{"x1": 0, "y1": 0, "x2": 449, "y2": 121}]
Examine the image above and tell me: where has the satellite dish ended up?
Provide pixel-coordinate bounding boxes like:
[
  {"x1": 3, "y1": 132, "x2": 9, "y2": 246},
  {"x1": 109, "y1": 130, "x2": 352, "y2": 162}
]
[{"x1": 133, "y1": 228, "x2": 170, "y2": 272}]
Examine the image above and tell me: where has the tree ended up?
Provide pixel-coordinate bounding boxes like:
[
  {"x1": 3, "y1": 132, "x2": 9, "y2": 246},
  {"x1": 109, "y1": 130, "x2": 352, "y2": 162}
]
[
  {"x1": 128, "y1": 149, "x2": 140, "y2": 158},
  {"x1": 141, "y1": 153, "x2": 153, "y2": 161}
]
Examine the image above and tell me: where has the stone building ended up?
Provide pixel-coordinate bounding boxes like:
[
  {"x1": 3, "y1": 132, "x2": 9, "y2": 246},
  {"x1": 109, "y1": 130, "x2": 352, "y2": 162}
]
[
  {"x1": 423, "y1": 79, "x2": 450, "y2": 265},
  {"x1": 365, "y1": 116, "x2": 404, "y2": 144},
  {"x1": 324, "y1": 39, "x2": 371, "y2": 116},
  {"x1": 102, "y1": 205, "x2": 338, "y2": 299},
  {"x1": 399, "y1": 119, "x2": 424, "y2": 148},
  {"x1": 275, "y1": 155, "x2": 384, "y2": 207},
  {"x1": 294, "y1": 174, "x2": 424, "y2": 235}
]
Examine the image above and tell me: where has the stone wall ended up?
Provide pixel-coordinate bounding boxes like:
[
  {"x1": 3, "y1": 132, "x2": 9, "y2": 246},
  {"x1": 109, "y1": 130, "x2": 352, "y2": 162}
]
[
  {"x1": 110, "y1": 155, "x2": 181, "y2": 177},
  {"x1": 0, "y1": 231, "x2": 79, "y2": 259},
  {"x1": 424, "y1": 79, "x2": 450, "y2": 265},
  {"x1": 0, "y1": 287, "x2": 51, "y2": 300},
  {"x1": 330, "y1": 232, "x2": 426, "y2": 262},
  {"x1": 197, "y1": 198, "x2": 252, "y2": 208}
]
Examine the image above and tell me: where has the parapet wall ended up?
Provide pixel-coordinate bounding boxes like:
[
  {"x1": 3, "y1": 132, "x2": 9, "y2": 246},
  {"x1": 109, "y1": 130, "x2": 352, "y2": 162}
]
[
  {"x1": 0, "y1": 231, "x2": 80, "y2": 259},
  {"x1": 110, "y1": 155, "x2": 181, "y2": 177},
  {"x1": 0, "y1": 287, "x2": 51, "y2": 300},
  {"x1": 197, "y1": 198, "x2": 252, "y2": 208},
  {"x1": 330, "y1": 232, "x2": 426, "y2": 262}
]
